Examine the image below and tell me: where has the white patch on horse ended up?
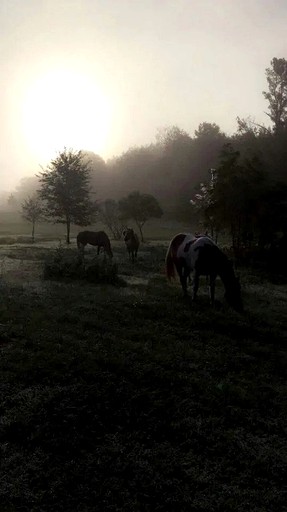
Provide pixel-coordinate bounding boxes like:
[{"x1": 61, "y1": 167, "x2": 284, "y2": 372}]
[{"x1": 177, "y1": 236, "x2": 216, "y2": 272}]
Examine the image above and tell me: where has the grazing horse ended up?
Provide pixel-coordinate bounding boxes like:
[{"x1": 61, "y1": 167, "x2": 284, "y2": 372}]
[
  {"x1": 77, "y1": 231, "x2": 113, "y2": 258},
  {"x1": 123, "y1": 228, "x2": 140, "y2": 263},
  {"x1": 165, "y1": 233, "x2": 243, "y2": 312}
]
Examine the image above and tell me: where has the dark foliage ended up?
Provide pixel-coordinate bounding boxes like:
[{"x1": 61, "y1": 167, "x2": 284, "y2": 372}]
[{"x1": 43, "y1": 246, "x2": 126, "y2": 286}]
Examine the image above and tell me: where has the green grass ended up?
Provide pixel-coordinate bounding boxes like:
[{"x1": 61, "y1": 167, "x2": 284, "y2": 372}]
[{"x1": 0, "y1": 240, "x2": 286, "y2": 511}]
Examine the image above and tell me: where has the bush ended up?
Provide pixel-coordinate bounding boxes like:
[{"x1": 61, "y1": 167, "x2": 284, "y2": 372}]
[
  {"x1": 43, "y1": 247, "x2": 126, "y2": 286},
  {"x1": 0, "y1": 236, "x2": 33, "y2": 245}
]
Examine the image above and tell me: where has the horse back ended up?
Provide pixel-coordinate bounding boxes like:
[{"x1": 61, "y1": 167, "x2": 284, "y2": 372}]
[
  {"x1": 193, "y1": 242, "x2": 231, "y2": 277},
  {"x1": 77, "y1": 230, "x2": 111, "y2": 247}
]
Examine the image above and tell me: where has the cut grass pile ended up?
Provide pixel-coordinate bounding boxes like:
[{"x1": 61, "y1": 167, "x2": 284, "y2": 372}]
[{"x1": 0, "y1": 242, "x2": 286, "y2": 511}]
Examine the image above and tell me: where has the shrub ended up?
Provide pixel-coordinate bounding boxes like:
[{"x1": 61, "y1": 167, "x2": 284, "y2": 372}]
[{"x1": 43, "y1": 247, "x2": 126, "y2": 286}]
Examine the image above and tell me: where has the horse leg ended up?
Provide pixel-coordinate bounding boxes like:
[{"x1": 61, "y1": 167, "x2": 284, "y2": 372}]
[
  {"x1": 180, "y1": 273, "x2": 188, "y2": 296},
  {"x1": 180, "y1": 265, "x2": 190, "y2": 297},
  {"x1": 97, "y1": 245, "x2": 100, "y2": 255},
  {"x1": 192, "y1": 271, "x2": 200, "y2": 301},
  {"x1": 209, "y1": 275, "x2": 216, "y2": 306},
  {"x1": 78, "y1": 242, "x2": 85, "y2": 257}
]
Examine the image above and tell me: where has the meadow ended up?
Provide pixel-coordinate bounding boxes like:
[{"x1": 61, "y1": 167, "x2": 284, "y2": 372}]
[{"x1": 0, "y1": 218, "x2": 287, "y2": 511}]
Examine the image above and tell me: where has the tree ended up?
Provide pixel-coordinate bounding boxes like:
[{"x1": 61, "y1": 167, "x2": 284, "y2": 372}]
[
  {"x1": 21, "y1": 196, "x2": 43, "y2": 241},
  {"x1": 37, "y1": 148, "x2": 97, "y2": 244},
  {"x1": 236, "y1": 116, "x2": 269, "y2": 137},
  {"x1": 106, "y1": 144, "x2": 161, "y2": 201},
  {"x1": 14, "y1": 176, "x2": 41, "y2": 204},
  {"x1": 194, "y1": 122, "x2": 223, "y2": 139},
  {"x1": 263, "y1": 57, "x2": 287, "y2": 133},
  {"x1": 211, "y1": 144, "x2": 268, "y2": 248},
  {"x1": 100, "y1": 199, "x2": 125, "y2": 240},
  {"x1": 7, "y1": 193, "x2": 17, "y2": 211},
  {"x1": 155, "y1": 126, "x2": 191, "y2": 149},
  {"x1": 119, "y1": 191, "x2": 163, "y2": 242},
  {"x1": 190, "y1": 169, "x2": 220, "y2": 240}
]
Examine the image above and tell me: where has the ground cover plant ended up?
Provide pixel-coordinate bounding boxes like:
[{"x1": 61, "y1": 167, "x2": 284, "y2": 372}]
[{"x1": 0, "y1": 239, "x2": 286, "y2": 511}]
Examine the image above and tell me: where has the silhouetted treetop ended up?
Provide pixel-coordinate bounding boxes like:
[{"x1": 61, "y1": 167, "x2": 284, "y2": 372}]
[
  {"x1": 263, "y1": 57, "x2": 287, "y2": 133},
  {"x1": 194, "y1": 122, "x2": 225, "y2": 139}
]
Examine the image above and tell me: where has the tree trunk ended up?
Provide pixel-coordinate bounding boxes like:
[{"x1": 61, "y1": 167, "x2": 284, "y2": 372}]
[
  {"x1": 138, "y1": 223, "x2": 144, "y2": 242},
  {"x1": 32, "y1": 221, "x2": 35, "y2": 242},
  {"x1": 66, "y1": 219, "x2": 71, "y2": 244}
]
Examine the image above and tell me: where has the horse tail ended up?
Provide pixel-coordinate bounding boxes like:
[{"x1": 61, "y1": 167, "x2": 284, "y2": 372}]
[
  {"x1": 165, "y1": 242, "x2": 176, "y2": 280},
  {"x1": 166, "y1": 233, "x2": 190, "y2": 280}
]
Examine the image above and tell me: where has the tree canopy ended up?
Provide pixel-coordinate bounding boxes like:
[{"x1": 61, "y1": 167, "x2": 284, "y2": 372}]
[
  {"x1": 21, "y1": 195, "x2": 43, "y2": 241},
  {"x1": 119, "y1": 191, "x2": 163, "y2": 241},
  {"x1": 37, "y1": 148, "x2": 97, "y2": 243},
  {"x1": 263, "y1": 57, "x2": 287, "y2": 133}
]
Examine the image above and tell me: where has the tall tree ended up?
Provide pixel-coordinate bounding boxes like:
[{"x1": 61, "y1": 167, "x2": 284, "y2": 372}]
[
  {"x1": 263, "y1": 57, "x2": 287, "y2": 133},
  {"x1": 119, "y1": 191, "x2": 163, "y2": 242},
  {"x1": 212, "y1": 144, "x2": 268, "y2": 248},
  {"x1": 190, "y1": 169, "x2": 219, "y2": 240},
  {"x1": 155, "y1": 126, "x2": 194, "y2": 212},
  {"x1": 21, "y1": 195, "x2": 43, "y2": 242},
  {"x1": 38, "y1": 148, "x2": 97, "y2": 244},
  {"x1": 107, "y1": 144, "x2": 161, "y2": 200},
  {"x1": 7, "y1": 193, "x2": 17, "y2": 211}
]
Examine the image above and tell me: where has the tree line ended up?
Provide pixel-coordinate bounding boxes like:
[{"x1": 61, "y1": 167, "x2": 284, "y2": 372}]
[
  {"x1": 6, "y1": 57, "x2": 287, "y2": 255},
  {"x1": 190, "y1": 57, "x2": 287, "y2": 255},
  {"x1": 21, "y1": 149, "x2": 163, "y2": 243}
]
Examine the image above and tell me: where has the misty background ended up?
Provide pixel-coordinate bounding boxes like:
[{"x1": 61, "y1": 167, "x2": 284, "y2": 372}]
[{"x1": 1, "y1": 0, "x2": 287, "y2": 217}]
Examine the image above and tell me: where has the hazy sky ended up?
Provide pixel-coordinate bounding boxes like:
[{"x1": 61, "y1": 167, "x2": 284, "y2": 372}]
[{"x1": 1, "y1": 0, "x2": 287, "y2": 190}]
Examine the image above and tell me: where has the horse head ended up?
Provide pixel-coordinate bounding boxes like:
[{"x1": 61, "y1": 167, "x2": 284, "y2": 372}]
[{"x1": 123, "y1": 227, "x2": 134, "y2": 242}]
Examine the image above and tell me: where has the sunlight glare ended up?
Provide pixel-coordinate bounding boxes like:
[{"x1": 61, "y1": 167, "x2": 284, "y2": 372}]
[{"x1": 21, "y1": 69, "x2": 113, "y2": 163}]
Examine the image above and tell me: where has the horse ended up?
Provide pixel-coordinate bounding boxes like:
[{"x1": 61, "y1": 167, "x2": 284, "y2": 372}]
[
  {"x1": 165, "y1": 233, "x2": 243, "y2": 312},
  {"x1": 123, "y1": 228, "x2": 140, "y2": 263},
  {"x1": 76, "y1": 231, "x2": 113, "y2": 258}
]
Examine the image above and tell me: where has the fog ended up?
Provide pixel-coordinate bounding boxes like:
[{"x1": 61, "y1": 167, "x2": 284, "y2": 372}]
[{"x1": 1, "y1": 0, "x2": 286, "y2": 191}]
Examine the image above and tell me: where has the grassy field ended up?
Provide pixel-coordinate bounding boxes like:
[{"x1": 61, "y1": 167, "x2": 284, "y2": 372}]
[
  {"x1": 0, "y1": 211, "x2": 192, "y2": 242},
  {"x1": 0, "y1": 235, "x2": 287, "y2": 511}
]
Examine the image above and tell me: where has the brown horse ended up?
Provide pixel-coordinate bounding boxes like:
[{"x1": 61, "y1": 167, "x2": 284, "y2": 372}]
[
  {"x1": 166, "y1": 233, "x2": 243, "y2": 312},
  {"x1": 77, "y1": 231, "x2": 113, "y2": 258},
  {"x1": 123, "y1": 228, "x2": 140, "y2": 263}
]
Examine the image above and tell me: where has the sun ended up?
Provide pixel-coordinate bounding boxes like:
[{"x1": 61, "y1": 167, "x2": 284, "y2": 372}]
[{"x1": 21, "y1": 68, "x2": 113, "y2": 163}]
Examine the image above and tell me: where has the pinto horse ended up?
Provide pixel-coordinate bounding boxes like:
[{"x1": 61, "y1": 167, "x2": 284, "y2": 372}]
[
  {"x1": 165, "y1": 233, "x2": 243, "y2": 312},
  {"x1": 123, "y1": 228, "x2": 140, "y2": 263},
  {"x1": 77, "y1": 231, "x2": 113, "y2": 258}
]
